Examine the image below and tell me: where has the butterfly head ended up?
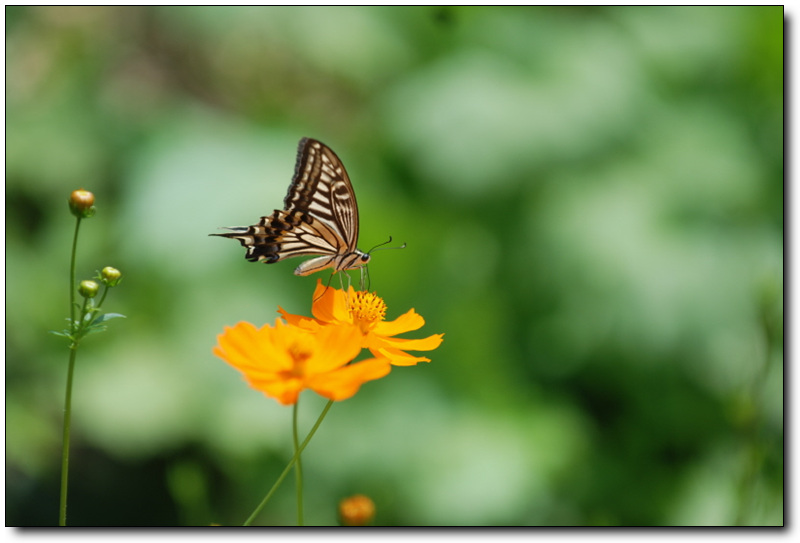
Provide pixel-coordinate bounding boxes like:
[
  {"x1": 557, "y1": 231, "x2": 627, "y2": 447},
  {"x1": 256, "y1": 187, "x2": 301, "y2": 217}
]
[{"x1": 342, "y1": 250, "x2": 370, "y2": 270}]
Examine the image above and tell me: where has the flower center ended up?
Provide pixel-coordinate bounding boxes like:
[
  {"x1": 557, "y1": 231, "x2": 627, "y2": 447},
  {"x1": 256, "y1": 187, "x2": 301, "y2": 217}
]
[
  {"x1": 349, "y1": 291, "x2": 387, "y2": 334},
  {"x1": 282, "y1": 341, "x2": 313, "y2": 378}
]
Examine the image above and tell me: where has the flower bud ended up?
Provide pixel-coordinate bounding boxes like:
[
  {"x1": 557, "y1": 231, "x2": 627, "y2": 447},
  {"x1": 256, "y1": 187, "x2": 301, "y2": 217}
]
[
  {"x1": 69, "y1": 189, "x2": 96, "y2": 218},
  {"x1": 100, "y1": 266, "x2": 122, "y2": 287},
  {"x1": 338, "y1": 494, "x2": 375, "y2": 526},
  {"x1": 78, "y1": 280, "x2": 100, "y2": 299}
]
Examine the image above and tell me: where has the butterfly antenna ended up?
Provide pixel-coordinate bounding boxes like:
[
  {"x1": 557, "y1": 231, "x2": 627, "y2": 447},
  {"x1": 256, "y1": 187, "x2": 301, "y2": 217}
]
[
  {"x1": 360, "y1": 237, "x2": 404, "y2": 292},
  {"x1": 367, "y1": 236, "x2": 407, "y2": 254}
]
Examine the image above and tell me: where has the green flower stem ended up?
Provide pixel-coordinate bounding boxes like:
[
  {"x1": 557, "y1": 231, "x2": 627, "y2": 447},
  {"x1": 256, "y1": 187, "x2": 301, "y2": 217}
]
[
  {"x1": 293, "y1": 400, "x2": 304, "y2": 526},
  {"x1": 69, "y1": 216, "x2": 81, "y2": 331},
  {"x1": 59, "y1": 345, "x2": 78, "y2": 526},
  {"x1": 59, "y1": 215, "x2": 83, "y2": 526},
  {"x1": 96, "y1": 284, "x2": 110, "y2": 310},
  {"x1": 73, "y1": 298, "x2": 92, "y2": 344},
  {"x1": 80, "y1": 296, "x2": 91, "y2": 321},
  {"x1": 243, "y1": 399, "x2": 334, "y2": 526}
]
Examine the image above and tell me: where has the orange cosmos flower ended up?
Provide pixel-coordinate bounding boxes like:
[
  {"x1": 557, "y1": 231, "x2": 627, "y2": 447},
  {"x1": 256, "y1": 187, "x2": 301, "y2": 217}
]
[
  {"x1": 213, "y1": 319, "x2": 391, "y2": 405},
  {"x1": 279, "y1": 280, "x2": 444, "y2": 367}
]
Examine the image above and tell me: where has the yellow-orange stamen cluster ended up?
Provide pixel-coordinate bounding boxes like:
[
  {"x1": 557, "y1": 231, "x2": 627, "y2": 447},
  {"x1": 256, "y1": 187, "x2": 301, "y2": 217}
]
[{"x1": 349, "y1": 291, "x2": 387, "y2": 334}]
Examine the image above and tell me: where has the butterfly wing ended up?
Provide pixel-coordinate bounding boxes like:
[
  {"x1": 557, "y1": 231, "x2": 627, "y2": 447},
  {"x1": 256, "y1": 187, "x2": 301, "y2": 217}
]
[
  {"x1": 213, "y1": 138, "x2": 364, "y2": 275},
  {"x1": 287, "y1": 138, "x2": 360, "y2": 252}
]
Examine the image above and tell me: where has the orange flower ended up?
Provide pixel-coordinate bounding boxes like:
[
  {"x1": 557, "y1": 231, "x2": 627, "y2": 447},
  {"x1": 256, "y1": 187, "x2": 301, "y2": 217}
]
[
  {"x1": 213, "y1": 319, "x2": 391, "y2": 405},
  {"x1": 279, "y1": 280, "x2": 444, "y2": 367}
]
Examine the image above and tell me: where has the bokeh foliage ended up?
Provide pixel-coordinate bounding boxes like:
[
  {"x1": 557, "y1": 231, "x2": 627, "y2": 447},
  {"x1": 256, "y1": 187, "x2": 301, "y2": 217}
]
[{"x1": 6, "y1": 6, "x2": 782, "y2": 526}]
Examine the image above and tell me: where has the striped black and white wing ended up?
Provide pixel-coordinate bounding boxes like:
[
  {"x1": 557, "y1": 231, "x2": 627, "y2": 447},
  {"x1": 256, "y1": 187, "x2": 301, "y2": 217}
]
[{"x1": 212, "y1": 138, "x2": 368, "y2": 276}]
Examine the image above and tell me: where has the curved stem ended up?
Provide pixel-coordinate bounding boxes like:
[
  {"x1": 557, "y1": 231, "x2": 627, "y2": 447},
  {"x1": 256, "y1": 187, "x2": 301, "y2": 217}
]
[
  {"x1": 293, "y1": 401, "x2": 304, "y2": 526},
  {"x1": 96, "y1": 284, "x2": 110, "y2": 310},
  {"x1": 243, "y1": 399, "x2": 334, "y2": 526}
]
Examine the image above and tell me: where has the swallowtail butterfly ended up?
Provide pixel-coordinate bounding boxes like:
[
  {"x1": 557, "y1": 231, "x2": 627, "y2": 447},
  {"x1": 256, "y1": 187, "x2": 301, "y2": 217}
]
[{"x1": 212, "y1": 138, "x2": 370, "y2": 276}]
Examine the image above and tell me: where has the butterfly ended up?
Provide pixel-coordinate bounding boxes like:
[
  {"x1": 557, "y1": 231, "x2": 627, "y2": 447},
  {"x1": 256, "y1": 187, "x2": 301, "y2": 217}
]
[{"x1": 212, "y1": 138, "x2": 371, "y2": 276}]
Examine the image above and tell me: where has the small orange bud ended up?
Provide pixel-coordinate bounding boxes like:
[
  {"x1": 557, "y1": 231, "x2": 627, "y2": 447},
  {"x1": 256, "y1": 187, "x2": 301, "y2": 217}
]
[
  {"x1": 78, "y1": 280, "x2": 100, "y2": 299},
  {"x1": 69, "y1": 189, "x2": 96, "y2": 218},
  {"x1": 338, "y1": 494, "x2": 375, "y2": 526}
]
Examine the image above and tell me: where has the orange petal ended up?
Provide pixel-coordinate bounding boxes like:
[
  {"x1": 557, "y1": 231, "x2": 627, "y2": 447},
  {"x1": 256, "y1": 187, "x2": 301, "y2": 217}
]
[
  {"x1": 372, "y1": 346, "x2": 431, "y2": 366},
  {"x1": 277, "y1": 307, "x2": 320, "y2": 331},
  {"x1": 373, "y1": 309, "x2": 425, "y2": 336},
  {"x1": 306, "y1": 324, "x2": 363, "y2": 373},
  {"x1": 250, "y1": 376, "x2": 302, "y2": 406},
  {"x1": 310, "y1": 280, "x2": 350, "y2": 324},
  {"x1": 370, "y1": 333, "x2": 444, "y2": 352},
  {"x1": 277, "y1": 306, "x2": 301, "y2": 325},
  {"x1": 309, "y1": 357, "x2": 391, "y2": 401},
  {"x1": 215, "y1": 322, "x2": 278, "y2": 372}
]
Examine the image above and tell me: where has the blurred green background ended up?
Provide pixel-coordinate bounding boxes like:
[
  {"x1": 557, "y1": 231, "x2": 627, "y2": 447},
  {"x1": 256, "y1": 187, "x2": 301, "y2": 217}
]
[{"x1": 5, "y1": 6, "x2": 783, "y2": 526}]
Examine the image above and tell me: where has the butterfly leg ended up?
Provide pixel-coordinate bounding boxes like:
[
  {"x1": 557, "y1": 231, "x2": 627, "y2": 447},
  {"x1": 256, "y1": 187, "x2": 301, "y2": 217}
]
[
  {"x1": 359, "y1": 265, "x2": 369, "y2": 292},
  {"x1": 338, "y1": 271, "x2": 351, "y2": 293},
  {"x1": 312, "y1": 272, "x2": 337, "y2": 304}
]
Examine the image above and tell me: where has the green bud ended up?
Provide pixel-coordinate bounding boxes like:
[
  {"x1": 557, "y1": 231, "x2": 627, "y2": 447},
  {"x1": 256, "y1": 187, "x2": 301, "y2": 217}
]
[
  {"x1": 78, "y1": 280, "x2": 100, "y2": 299},
  {"x1": 69, "y1": 189, "x2": 96, "y2": 218},
  {"x1": 101, "y1": 266, "x2": 122, "y2": 287}
]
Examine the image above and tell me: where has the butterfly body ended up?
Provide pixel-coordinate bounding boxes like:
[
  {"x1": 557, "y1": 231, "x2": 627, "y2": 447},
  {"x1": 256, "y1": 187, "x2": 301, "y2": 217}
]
[{"x1": 213, "y1": 138, "x2": 369, "y2": 276}]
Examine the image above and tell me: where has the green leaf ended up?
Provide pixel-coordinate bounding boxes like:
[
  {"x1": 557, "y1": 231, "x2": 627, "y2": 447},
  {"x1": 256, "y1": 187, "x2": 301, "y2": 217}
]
[{"x1": 91, "y1": 313, "x2": 127, "y2": 326}]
